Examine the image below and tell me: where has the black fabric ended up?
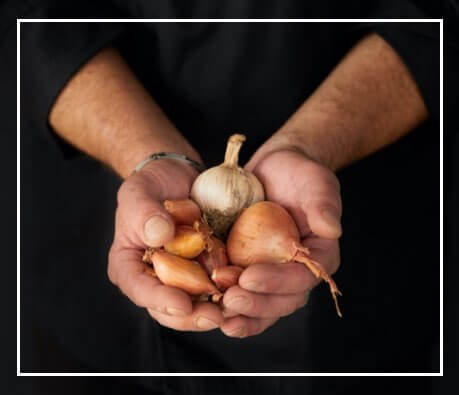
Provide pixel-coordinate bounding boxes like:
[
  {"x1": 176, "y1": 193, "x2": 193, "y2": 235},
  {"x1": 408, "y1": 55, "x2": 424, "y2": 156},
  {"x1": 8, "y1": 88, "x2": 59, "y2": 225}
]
[
  {"x1": 348, "y1": 22, "x2": 440, "y2": 120},
  {"x1": 3, "y1": 0, "x2": 453, "y2": 393},
  {"x1": 443, "y1": 22, "x2": 459, "y2": 392},
  {"x1": 20, "y1": 21, "x2": 127, "y2": 157}
]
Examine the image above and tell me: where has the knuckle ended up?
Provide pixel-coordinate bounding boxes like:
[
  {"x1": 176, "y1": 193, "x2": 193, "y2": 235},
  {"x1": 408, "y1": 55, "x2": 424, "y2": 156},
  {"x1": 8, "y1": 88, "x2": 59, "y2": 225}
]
[
  {"x1": 246, "y1": 295, "x2": 259, "y2": 315},
  {"x1": 147, "y1": 307, "x2": 160, "y2": 320},
  {"x1": 303, "y1": 198, "x2": 339, "y2": 216},
  {"x1": 328, "y1": 175, "x2": 341, "y2": 193},
  {"x1": 329, "y1": 263, "x2": 339, "y2": 276},
  {"x1": 328, "y1": 255, "x2": 341, "y2": 275},
  {"x1": 107, "y1": 249, "x2": 118, "y2": 286},
  {"x1": 281, "y1": 301, "x2": 298, "y2": 317},
  {"x1": 297, "y1": 293, "x2": 310, "y2": 310},
  {"x1": 251, "y1": 319, "x2": 269, "y2": 336},
  {"x1": 262, "y1": 276, "x2": 281, "y2": 293},
  {"x1": 266, "y1": 318, "x2": 279, "y2": 332},
  {"x1": 129, "y1": 280, "x2": 146, "y2": 308},
  {"x1": 106, "y1": 264, "x2": 117, "y2": 286},
  {"x1": 116, "y1": 181, "x2": 131, "y2": 205},
  {"x1": 148, "y1": 310, "x2": 179, "y2": 330},
  {"x1": 292, "y1": 266, "x2": 312, "y2": 292}
]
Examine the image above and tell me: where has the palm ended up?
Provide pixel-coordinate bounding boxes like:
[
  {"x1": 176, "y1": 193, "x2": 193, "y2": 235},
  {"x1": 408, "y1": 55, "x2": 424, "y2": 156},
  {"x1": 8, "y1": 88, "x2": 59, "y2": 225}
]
[
  {"x1": 115, "y1": 159, "x2": 196, "y2": 250},
  {"x1": 219, "y1": 150, "x2": 343, "y2": 337},
  {"x1": 108, "y1": 159, "x2": 225, "y2": 332},
  {"x1": 251, "y1": 148, "x2": 342, "y2": 302},
  {"x1": 251, "y1": 150, "x2": 341, "y2": 238}
]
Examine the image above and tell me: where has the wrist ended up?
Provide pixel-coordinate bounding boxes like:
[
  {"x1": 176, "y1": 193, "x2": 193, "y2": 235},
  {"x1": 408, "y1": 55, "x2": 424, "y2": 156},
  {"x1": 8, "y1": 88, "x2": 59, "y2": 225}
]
[
  {"x1": 128, "y1": 157, "x2": 199, "y2": 200},
  {"x1": 246, "y1": 126, "x2": 336, "y2": 173},
  {"x1": 274, "y1": 127, "x2": 336, "y2": 171},
  {"x1": 109, "y1": 136, "x2": 204, "y2": 179}
]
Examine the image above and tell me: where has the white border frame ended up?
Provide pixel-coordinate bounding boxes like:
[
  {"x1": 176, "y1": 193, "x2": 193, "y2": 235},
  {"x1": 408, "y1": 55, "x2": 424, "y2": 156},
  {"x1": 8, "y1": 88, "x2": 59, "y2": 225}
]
[{"x1": 17, "y1": 18, "x2": 443, "y2": 377}]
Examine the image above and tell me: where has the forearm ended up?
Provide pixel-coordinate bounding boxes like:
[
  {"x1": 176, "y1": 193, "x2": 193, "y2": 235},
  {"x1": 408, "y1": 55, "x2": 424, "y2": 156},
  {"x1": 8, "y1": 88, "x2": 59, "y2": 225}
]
[
  {"x1": 247, "y1": 33, "x2": 428, "y2": 172},
  {"x1": 49, "y1": 47, "x2": 201, "y2": 179}
]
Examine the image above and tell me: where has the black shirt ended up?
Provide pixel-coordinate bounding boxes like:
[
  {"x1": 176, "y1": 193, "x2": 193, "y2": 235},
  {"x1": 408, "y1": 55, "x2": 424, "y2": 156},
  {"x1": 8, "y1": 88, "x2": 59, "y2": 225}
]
[{"x1": 4, "y1": 0, "x2": 454, "y2": 394}]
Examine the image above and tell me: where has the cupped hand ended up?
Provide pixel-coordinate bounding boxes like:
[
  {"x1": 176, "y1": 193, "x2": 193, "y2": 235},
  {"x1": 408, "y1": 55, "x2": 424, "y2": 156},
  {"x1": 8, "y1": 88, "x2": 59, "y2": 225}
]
[
  {"x1": 108, "y1": 159, "x2": 224, "y2": 331},
  {"x1": 220, "y1": 150, "x2": 342, "y2": 338}
]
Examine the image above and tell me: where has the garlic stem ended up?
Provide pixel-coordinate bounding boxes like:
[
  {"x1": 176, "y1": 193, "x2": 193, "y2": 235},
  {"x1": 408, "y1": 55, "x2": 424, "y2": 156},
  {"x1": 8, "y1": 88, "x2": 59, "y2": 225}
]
[{"x1": 223, "y1": 134, "x2": 246, "y2": 167}]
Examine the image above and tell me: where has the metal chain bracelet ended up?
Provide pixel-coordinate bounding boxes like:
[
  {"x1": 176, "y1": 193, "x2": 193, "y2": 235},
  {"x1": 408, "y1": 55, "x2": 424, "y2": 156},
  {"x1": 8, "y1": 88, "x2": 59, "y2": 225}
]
[{"x1": 132, "y1": 152, "x2": 206, "y2": 175}]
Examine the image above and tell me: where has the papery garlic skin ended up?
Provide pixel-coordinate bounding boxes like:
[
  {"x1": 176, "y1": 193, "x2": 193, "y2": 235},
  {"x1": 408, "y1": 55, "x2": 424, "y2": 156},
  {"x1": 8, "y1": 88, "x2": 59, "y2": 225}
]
[
  {"x1": 191, "y1": 166, "x2": 264, "y2": 236},
  {"x1": 190, "y1": 134, "x2": 264, "y2": 238}
]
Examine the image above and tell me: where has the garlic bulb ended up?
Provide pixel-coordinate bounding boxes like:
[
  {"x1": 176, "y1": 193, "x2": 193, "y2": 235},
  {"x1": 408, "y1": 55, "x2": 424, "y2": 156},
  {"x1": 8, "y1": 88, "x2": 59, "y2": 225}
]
[{"x1": 190, "y1": 134, "x2": 264, "y2": 238}]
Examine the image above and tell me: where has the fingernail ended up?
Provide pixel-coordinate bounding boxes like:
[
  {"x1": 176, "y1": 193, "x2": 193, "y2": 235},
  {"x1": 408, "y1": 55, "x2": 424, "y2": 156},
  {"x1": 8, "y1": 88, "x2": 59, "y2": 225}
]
[
  {"x1": 226, "y1": 326, "x2": 247, "y2": 338},
  {"x1": 196, "y1": 316, "x2": 219, "y2": 330},
  {"x1": 165, "y1": 307, "x2": 187, "y2": 317},
  {"x1": 144, "y1": 215, "x2": 172, "y2": 247},
  {"x1": 225, "y1": 296, "x2": 250, "y2": 311},
  {"x1": 243, "y1": 281, "x2": 264, "y2": 292},
  {"x1": 320, "y1": 209, "x2": 342, "y2": 237}
]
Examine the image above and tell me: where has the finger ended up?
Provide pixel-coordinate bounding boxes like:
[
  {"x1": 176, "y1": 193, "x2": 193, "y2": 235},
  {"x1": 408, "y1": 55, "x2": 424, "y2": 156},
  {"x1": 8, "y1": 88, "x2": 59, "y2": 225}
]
[
  {"x1": 239, "y1": 262, "x2": 314, "y2": 294},
  {"x1": 301, "y1": 237, "x2": 341, "y2": 276},
  {"x1": 220, "y1": 316, "x2": 279, "y2": 338},
  {"x1": 117, "y1": 178, "x2": 175, "y2": 247},
  {"x1": 299, "y1": 171, "x2": 342, "y2": 239},
  {"x1": 220, "y1": 297, "x2": 239, "y2": 318},
  {"x1": 222, "y1": 286, "x2": 309, "y2": 318},
  {"x1": 108, "y1": 246, "x2": 193, "y2": 316},
  {"x1": 147, "y1": 302, "x2": 224, "y2": 332},
  {"x1": 222, "y1": 308, "x2": 239, "y2": 318},
  {"x1": 239, "y1": 239, "x2": 339, "y2": 294},
  {"x1": 245, "y1": 150, "x2": 342, "y2": 239}
]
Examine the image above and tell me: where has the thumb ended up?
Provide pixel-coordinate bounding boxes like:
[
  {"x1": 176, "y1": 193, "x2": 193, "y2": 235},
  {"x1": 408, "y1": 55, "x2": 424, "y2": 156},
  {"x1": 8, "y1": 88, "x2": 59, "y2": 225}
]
[
  {"x1": 117, "y1": 181, "x2": 175, "y2": 248},
  {"x1": 301, "y1": 177, "x2": 342, "y2": 240},
  {"x1": 142, "y1": 208, "x2": 175, "y2": 247}
]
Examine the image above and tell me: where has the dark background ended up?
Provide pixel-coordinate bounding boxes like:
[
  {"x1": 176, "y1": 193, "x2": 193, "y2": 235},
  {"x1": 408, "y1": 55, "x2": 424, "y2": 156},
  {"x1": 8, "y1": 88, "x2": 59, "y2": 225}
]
[{"x1": 0, "y1": 1, "x2": 457, "y2": 394}]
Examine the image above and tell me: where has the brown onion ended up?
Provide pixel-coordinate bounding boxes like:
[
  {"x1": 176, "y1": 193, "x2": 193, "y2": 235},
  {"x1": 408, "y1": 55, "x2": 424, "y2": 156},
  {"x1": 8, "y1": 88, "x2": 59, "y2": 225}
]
[
  {"x1": 163, "y1": 199, "x2": 201, "y2": 226},
  {"x1": 147, "y1": 250, "x2": 222, "y2": 302},
  {"x1": 227, "y1": 201, "x2": 342, "y2": 317},
  {"x1": 196, "y1": 236, "x2": 228, "y2": 275},
  {"x1": 164, "y1": 225, "x2": 206, "y2": 259},
  {"x1": 163, "y1": 220, "x2": 213, "y2": 259},
  {"x1": 211, "y1": 265, "x2": 244, "y2": 291}
]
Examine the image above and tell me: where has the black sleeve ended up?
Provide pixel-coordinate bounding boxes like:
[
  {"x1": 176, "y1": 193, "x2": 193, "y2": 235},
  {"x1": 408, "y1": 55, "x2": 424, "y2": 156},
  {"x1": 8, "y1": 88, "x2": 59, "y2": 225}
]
[
  {"x1": 343, "y1": 1, "x2": 442, "y2": 121},
  {"x1": 351, "y1": 22, "x2": 440, "y2": 121},
  {"x1": 1, "y1": 0, "x2": 128, "y2": 156}
]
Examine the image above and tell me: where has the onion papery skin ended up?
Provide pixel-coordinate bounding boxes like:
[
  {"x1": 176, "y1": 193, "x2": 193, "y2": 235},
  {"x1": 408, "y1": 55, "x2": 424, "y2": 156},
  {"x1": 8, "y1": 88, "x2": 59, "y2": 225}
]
[
  {"x1": 227, "y1": 201, "x2": 300, "y2": 267},
  {"x1": 196, "y1": 236, "x2": 228, "y2": 275},
  {"x1": 164, "y1": 225, "x2": 206, "y2": 259},
  {"x1": 152, "y1": 250, "x2": 220, "y2": 296}
]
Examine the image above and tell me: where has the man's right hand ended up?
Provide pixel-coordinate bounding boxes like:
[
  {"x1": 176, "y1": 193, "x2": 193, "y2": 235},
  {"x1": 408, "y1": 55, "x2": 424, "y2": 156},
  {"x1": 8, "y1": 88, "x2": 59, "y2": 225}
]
[{"x1": 107, "y1": 159, "x2": 224, "y2": 331}]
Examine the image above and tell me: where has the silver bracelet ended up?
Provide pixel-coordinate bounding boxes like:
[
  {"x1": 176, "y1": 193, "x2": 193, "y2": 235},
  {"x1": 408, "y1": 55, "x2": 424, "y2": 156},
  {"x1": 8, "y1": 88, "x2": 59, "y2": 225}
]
[{"x1": 132, "y1": 152, "x2": 206, "y2": 174}]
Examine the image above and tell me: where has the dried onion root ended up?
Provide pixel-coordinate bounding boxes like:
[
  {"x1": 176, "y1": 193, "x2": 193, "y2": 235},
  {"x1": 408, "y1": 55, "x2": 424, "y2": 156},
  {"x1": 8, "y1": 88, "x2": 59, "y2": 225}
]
[{"x1": 227, "y1": 201, "x2": 342, "y2": 317}]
